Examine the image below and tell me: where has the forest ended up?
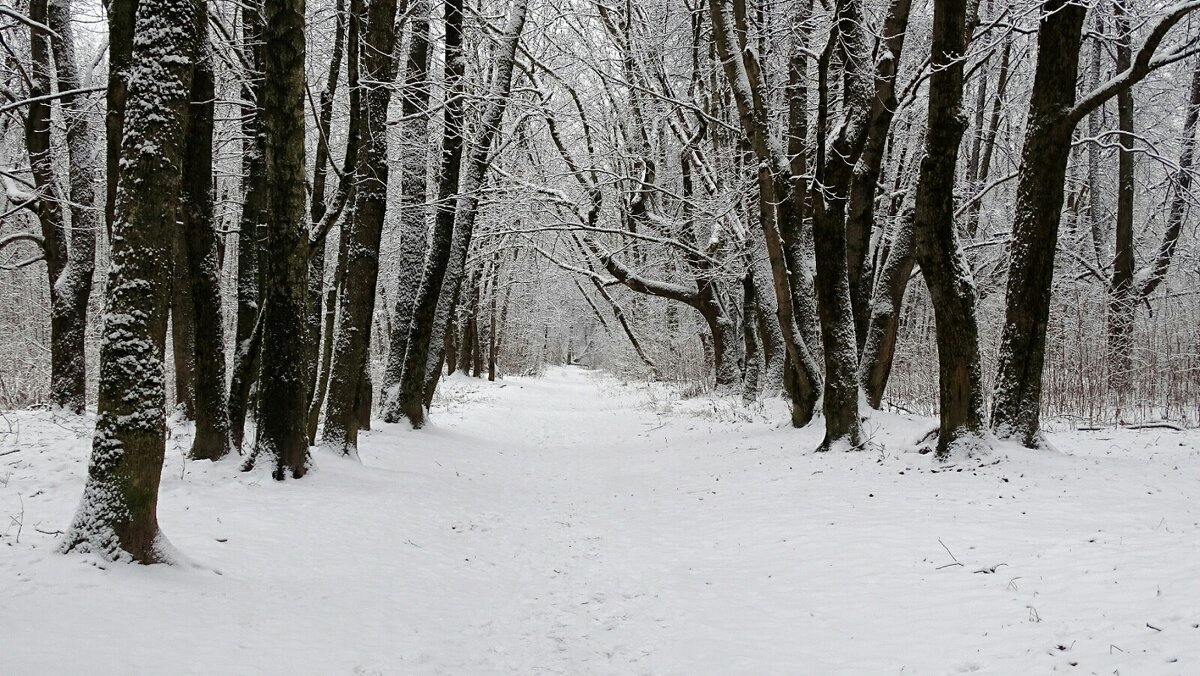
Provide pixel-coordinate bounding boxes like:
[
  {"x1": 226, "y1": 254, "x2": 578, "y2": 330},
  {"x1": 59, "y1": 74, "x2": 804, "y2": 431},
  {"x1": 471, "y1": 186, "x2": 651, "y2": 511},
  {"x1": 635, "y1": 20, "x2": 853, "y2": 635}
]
[{"x1": 2, "y1": 0, "x2": 1200, "y2": 671}]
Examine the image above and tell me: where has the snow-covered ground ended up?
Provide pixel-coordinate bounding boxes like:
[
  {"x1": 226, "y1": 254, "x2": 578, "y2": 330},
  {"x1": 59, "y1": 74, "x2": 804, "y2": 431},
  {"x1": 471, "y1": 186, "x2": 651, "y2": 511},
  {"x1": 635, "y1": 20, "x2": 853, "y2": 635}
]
[{"x1": 2, "y1": 366, "x2": 1199, "y2": 675}]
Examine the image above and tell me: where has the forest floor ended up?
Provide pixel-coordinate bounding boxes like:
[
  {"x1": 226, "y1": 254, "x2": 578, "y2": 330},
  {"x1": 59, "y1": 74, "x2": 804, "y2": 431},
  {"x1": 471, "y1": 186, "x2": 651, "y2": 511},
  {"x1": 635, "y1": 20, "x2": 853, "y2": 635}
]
[{"x1": 2, "y1": 366, "x2": 1199, "y2": 675}]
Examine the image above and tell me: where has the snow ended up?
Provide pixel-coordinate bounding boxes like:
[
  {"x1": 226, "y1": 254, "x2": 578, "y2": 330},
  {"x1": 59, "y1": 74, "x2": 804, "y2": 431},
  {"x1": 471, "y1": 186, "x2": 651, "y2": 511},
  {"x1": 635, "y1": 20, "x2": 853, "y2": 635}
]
[{"x1": 3, "y1": 366, "x2": 1200, "y2": 674}]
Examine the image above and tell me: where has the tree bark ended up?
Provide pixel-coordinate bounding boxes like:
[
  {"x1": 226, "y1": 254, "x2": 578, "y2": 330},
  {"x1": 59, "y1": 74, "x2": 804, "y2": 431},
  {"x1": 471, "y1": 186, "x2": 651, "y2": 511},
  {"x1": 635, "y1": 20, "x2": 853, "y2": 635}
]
[
  {"x1": 65, "y1": 0, "x2": 200, "y2": 563},
  {"x1": 169, "y1": 231, "x2": 197, "y2": 418},
  {"x1": 379, "y1": 1, "x2": 433, "y2": 415},
  {"x1": 320, "y1": 0, "x2": 403, "y2": 455},
  {"x1": 46, "y1": 0, "x2": 98, "y2": 414},
  {"x1": 808, "y1": 0, "x2": 872, "y2": 450},
  {"x1": 180, "y1": 47, "x2": 231, "y2": 460},
  {"x1": 912, "y1": 0, "x2": 987, "y2": 457},
  {"x1": 246, "y1": 0, "x2": 313, "y2": 478},
  {"x1": 384, "y1": 0, "x2": 467, "y2": 428}
]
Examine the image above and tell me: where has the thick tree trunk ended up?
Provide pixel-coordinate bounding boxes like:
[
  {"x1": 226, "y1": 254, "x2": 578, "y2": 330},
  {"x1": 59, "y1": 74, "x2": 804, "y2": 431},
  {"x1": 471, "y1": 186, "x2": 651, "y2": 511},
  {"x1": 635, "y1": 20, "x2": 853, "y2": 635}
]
[
  {"x1": 808, "y1": 0, "x2": 872, "y2": 450},
  {"x1": 320, "y1": 0, "x2": 402, "y2": 456},
  {"x1": 990, "y1": 0, "x2": 1085, "y2": 446},
  {"x1": 64, "y1": 0, "x2": 200, "y2": 563},
  {"x1": 247, "y1": 0, "x2": 313, "y2": 479},
  {"x1": 912, "y1": 0, "x2": 987, "y2": 457},
  {"x1": 180, "y1": 53, "x2": 232, "y2": 460}
]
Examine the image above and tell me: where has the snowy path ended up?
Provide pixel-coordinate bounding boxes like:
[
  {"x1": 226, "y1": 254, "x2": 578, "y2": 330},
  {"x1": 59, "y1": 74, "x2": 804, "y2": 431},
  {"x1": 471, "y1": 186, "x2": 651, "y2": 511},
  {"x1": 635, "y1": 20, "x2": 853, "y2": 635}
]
[{"x1": 3, "y1": 366, "x2": 1200, "y2": 674}]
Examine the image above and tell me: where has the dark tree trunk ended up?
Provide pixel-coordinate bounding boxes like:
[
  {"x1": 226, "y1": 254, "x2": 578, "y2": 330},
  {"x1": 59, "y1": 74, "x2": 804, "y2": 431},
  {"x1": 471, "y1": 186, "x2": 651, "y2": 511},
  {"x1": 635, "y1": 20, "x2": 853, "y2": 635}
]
[
  {"x1": 488, "y1": 265, "x2": 498, "y2": 381},
  {"x1": 180, "y1": 51, "x2": 232, "y2": 460},
  {"x1": 912, "y1": 0, "x2": 987, "y2": 457},
  {"x1": 808, "y1": 0, "x2": 872, "y2": 450},
  {"x1": 991, "y1": 0, "x2": 1197, "y2": 445},
  {"x1": 741, "y1": 272, "x2": 761, "y2": 404},
  {"x1": 169, "y1": 231, "x2": 197, "y2": 418},
  {"x1": 65, "y1": 0, "x2": 200, "y2": 563},
  {"x1": 990, "y1": 0, "x2": 1085, "y2": 446},
  {"x1": 104, "y1": 0, "x2": 138, "y2": 237},
  {"x1": 246, "y1": 0, "x2": 313, "y2": 479},
  {"x1": 320, "y1": 0, "x2": 402, "y2": 456},
  {"x1": 1107, "y1": 2, "x2": 1135, "y2": 405}
]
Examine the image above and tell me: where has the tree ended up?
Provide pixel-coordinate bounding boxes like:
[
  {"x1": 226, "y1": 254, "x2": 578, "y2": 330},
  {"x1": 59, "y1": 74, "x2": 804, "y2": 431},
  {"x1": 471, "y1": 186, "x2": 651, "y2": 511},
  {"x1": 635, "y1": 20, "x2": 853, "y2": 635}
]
[
  {"x1": 1, "y1": 0, "x2": 98, "y2": 414},
  {"x1": 320, "y1": 0, "x2": 403, "y2": 455},
  {"x1": 911, "y1": 0, "x2": 987, "y2": 457},
  {"x1": 245, "y1": 0, "x2": 314, "y2": 478},
  {"x1": 64, "y1": 0, "x2": 202, "y2": 563},
  {"x1": 379, "y1": 0, "x2": 433, "y2": 416},
  {"x1": 991, "y1": 0, "x2": 1200, "y2": 446}
]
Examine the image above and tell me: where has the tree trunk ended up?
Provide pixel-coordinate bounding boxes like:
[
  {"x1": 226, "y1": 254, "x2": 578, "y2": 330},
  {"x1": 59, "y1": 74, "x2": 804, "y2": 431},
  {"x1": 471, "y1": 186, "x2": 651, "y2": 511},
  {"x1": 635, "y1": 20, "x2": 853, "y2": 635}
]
[
  {"x1": 169, "y1": 231, "x2": 197, "y2": 418},
  {"x1": 65, "y1": 0, "x2": 200, "y2": 563},
  {"x1": 912, "y1": 0, "x2": 987, "y2": 457},
  {"x1": 990, "y1": 0, "x2": 1085, "y2": 446},
  {"x1": 859, "y1": 204, "x2": 916, "y2": 408},
  {"x1": 741, "y1": 273, "x2": 761, "y2": 403},
  {"x1": 387, "y1": 0, "x2": 467, "y2": 428},
  {"x1": 47, "y1": 0, "x2": 98, "y2": 414},
  {"x1": 395, "y1": 0, "x2": 526, "y2": 427},
  {"x1": 380, "y1": 2, "x2": 433, "y2": 416},
  {"x1": 303, "y1": 0, "x2": 352, "y2": 407},
  {"x1": 320, "y1": 0, "x2": 402, "y2": 456},
  {"x1": 808, "y1": 0, "x2": 871, "y2": 450},
  {"x1": 247, "y1": 0, "x2": 313, "y2": 479},
  {"x1": 845, "y1": 0, "x2": 915, "y2": 354},
  {"x1": 104, "y1": 0, "x2": 138, "y2": 237},
  {"x1": 228, "y1": 0, "x2": 268, "y2": 451},
  {"x1": 180, "y1": 50, "x2": 231, "y2": 460},
  {"x1": 1107, "y1": 2, "x2": 1135, "y2": 407}
]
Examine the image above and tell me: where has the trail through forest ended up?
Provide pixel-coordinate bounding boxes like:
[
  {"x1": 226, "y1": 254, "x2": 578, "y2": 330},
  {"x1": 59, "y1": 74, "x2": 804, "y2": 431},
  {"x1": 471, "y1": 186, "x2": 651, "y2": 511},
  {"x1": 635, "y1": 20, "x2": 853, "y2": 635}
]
[{"x1": 2, "y1": 367, "x2": 1199, "y2": 674}]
